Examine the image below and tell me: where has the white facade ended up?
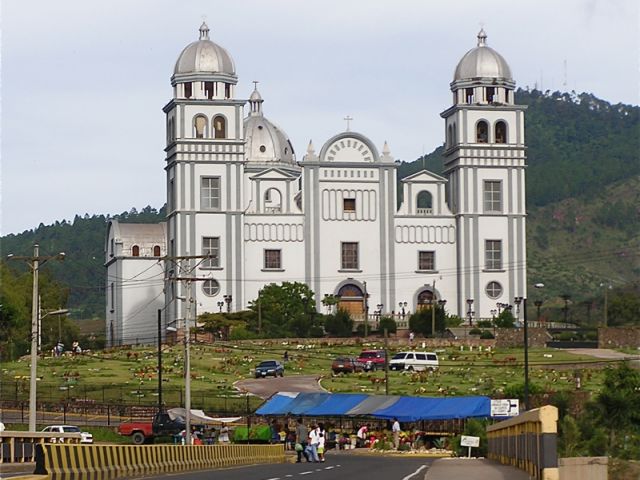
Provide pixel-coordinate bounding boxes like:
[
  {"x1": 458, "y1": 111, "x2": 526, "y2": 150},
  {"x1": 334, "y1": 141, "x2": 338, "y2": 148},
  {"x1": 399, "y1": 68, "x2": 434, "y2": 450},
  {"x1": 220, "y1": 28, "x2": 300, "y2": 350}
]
[{"x1": 106, "y1": 26, "x2": 527, "y2": 343}]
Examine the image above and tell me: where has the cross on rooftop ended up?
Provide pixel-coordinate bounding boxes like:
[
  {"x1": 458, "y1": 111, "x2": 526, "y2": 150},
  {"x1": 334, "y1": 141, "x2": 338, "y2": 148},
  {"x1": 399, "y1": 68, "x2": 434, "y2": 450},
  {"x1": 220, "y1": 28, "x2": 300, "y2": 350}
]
[{"x1": 344, "y1": 115, "x2": 353, "y2": 131}]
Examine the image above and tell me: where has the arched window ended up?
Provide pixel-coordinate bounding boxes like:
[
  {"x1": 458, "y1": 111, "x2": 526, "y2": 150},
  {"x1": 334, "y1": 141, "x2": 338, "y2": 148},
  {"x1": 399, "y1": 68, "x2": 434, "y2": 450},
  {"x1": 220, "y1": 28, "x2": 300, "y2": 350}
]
[
  {"x1": 453, "y1": 123, "x2": 457, "y2": 146},
  {"x1": 447, "y1": 125, "x2": 453, "y2": 147},
  {"x1": 495, "y1": 121, "x2": 507, "y2": 144},
  {"x1": 264, "y1": 188, "x2": 282, "y2": 213},
  {"x1": 476, "y1": 120, "x2": 489, "y2": 143},
  {"x1": 213, "y1": 116, "x2": 226, "y2": 139},
  {"x1": 194, "y1": 115, "x2": 207, "y2": 138},
  {"x1": 153, "y1": 245, "x2": 161, "y2": 257},
  {"x1": 132, "y1": 245, "x2": 140, "y2": 257},
  {"x1": 416, "y1": 191, "x2": 433, "y2": 215}
]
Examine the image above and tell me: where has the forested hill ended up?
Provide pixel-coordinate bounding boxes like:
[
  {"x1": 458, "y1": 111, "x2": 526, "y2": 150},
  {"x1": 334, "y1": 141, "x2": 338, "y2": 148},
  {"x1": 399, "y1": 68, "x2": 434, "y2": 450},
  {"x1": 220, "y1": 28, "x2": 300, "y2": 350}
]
[
  {"x1": 1, "y1": 207, "x2": 165, "y2": 319},
  {"x1": 1, "y1": 89, "x2": 638, "y2": 321},
  {"x1": 398, "y1": 89, "x2": 640, "y2": 207}
]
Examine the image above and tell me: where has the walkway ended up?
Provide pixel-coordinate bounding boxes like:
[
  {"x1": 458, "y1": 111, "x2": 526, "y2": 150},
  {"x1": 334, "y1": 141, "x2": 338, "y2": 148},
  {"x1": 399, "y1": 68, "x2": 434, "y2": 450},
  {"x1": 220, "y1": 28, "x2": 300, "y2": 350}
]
[{"x1": 424, "y1": 458, "x2": 532, "y2": 480}]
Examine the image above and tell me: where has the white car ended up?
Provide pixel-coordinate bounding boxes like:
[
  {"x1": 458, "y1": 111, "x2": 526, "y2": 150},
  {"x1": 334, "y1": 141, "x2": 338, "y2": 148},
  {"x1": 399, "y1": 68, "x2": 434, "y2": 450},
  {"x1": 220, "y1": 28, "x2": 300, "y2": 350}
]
[
  {"x1": 389, "y1": 351, "x2": 439, "y2": 371},
  {"x1": 42, "y1": 425, "x2": 93, "y2": 444}
]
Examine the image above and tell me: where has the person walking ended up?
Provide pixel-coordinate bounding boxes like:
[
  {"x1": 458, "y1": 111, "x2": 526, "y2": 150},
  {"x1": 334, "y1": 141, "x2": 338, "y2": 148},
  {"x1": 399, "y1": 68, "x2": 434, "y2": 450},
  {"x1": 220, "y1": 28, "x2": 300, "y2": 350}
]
[
  {"x1": 295, "y1": 418, "x2": 309, "y2": 463},
  {"x1": 306, "y1": 423, "x2": 320, "y2": 462},
  {"x1": 392, "y1": 417, "x2": 401, "y2": 450}
]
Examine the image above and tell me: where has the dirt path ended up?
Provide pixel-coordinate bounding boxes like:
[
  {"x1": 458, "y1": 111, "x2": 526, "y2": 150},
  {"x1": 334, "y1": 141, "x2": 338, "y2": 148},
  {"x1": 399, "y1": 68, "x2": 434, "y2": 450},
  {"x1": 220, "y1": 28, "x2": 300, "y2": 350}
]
[
  {"x1": 234, "y1": 375, "x2": 325, "y2": 399},
  {"x1": 562, "y1": 348, "x2": 640, "y2": 361}
]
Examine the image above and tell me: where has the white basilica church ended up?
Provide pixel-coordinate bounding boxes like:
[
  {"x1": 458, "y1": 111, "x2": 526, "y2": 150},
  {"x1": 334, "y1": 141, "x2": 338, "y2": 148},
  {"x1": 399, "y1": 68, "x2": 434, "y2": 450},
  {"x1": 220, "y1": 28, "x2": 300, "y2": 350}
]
[{"x1": 105, "y1": 24, "x2": 527, "y2": 346}]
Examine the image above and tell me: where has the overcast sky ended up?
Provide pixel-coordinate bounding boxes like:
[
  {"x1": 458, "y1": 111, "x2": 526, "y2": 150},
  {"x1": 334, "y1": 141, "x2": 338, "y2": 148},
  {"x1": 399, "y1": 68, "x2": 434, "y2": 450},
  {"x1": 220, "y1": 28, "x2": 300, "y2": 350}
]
[{"x1": 2, "y1": 0, "x2": 638, "y2": 236}]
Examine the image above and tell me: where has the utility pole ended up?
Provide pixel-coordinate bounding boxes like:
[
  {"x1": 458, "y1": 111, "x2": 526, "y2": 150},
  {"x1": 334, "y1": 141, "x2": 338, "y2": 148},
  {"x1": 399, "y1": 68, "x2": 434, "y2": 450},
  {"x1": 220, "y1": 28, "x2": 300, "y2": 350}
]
[
  {"x1": 258, "y1": 297, "x2": 262, "y2": 334},
  {"x1": 184, "y1": 277, "x2": 192, "y2": 444},
  {"x1": 384, "y1": 328, "x2": 389, "y2": 395},
  {"x1": 363, "y1": 281, "x2": 369, "y2": 337},
  {"x1": 430, "y1": 280, "x2": 436, "y2": 337},
  {"x1": 157, "y1": 309, "x2": 163, "y2": 413},
  {"x1": 7, "y1": 244, "x2": 65, "y2": 432},
  {"x1": 523, "y1": 298, "x2": 529, "y2": 411}
]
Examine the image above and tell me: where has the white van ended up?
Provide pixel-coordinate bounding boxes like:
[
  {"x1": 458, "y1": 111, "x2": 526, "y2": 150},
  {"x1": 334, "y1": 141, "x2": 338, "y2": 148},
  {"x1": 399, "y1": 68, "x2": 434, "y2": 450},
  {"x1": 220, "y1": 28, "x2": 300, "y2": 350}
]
[{"x1": 389, "y1": 351, "x2": 439, "y2": 371}]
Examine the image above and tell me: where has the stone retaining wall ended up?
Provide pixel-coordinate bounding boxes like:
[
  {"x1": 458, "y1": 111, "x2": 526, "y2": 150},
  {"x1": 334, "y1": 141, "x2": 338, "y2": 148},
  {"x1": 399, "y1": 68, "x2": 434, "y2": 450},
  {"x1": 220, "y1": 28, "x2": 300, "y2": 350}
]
[{"x1": 598, "y1": 327, "x2": 640, "y2": 349}]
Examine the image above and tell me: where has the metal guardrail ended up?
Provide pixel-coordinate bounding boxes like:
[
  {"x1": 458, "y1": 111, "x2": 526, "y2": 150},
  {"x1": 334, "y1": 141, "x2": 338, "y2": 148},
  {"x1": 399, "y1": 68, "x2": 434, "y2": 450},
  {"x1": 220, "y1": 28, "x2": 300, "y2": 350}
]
[
  {"x1": 0, "y1": 431, "x2": 81, "y2": 464},
  {"x1": 487, "y1": 405, "x2": 559, "y2": 480}
]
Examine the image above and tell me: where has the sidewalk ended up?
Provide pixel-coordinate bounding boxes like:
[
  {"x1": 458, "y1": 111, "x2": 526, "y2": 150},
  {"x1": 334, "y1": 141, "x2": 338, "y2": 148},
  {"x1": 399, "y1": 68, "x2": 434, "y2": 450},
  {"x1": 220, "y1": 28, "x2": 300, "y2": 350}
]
[{"x1": 425, "y1": 458, "x2": 532, "y2": 480}]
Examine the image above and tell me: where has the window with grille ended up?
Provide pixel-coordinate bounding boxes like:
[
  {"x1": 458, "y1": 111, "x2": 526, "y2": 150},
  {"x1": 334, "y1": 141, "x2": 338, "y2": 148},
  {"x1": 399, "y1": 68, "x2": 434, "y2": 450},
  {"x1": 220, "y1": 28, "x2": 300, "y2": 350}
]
[
  {"x1": 202, "y1": 237, "x2": 220, "y2": 268},
  {"x1": 485, "y1": 240, "x2": 502, "y2": 270},
  {"x1": 264, "y1": 249, "x2": 282, "y2": 270},
  {"x1": 486, "y1": 281, "x2": 503, "y2": 299},
  {"x1": 418, "y1": 251, "x2": 435, "y2": 271},
  {"x1": 201, "y1": 177, "x2": 220, "y2": 210},
  {"x1": 484, "y1": 181, "x2": 502, "y2": 212},
  {"x1": 341, "y1": 242, "x2": 359, "y2": 270},
  {"x1": 202, "y1": 279, "x2": 220, "y2": 297}
]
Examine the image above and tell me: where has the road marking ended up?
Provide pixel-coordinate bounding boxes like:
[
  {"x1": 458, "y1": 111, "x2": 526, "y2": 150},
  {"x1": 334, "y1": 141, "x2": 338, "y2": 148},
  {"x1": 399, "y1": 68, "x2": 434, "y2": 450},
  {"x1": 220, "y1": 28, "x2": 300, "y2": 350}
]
[
  {"x1": 265, "y1": 478, "x2": 280, "y2": 480},
  {"x1": 299, "y1": 471, "x2": 313, "y2": 475},
  {"x1": 324, "y1": 466, "x2": 334, "y2": 470},
  {"x1": 401, "y1": 464, "x2": 428, "y2": 480}
]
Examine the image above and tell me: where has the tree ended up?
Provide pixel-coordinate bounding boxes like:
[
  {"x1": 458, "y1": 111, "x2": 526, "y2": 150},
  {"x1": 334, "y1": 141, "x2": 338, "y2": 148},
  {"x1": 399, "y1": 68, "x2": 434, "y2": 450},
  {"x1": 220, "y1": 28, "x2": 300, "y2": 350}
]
[
  {"x1": 494, "y1": 309, "x2": 516, "y2": 328},
  {"x1": 323, "y1": 309, "x2": 353, "y2": 337},
  {"x1": 248, "y1": 282, "x2": 320, "y2": 338},
  {"x1": 408, "y1": 306, "x2": 446, "y2": 336}
]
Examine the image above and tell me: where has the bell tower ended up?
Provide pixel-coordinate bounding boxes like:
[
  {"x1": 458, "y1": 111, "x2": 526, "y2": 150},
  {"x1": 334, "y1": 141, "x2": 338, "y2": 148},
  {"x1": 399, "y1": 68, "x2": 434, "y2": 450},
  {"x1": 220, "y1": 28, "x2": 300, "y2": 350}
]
[
  {"x1": 441, "y1": 30, "x2": 527, "y2": 320},
  {"x1": 164, "y1": 23, "x2": 246, "y2": 326}
]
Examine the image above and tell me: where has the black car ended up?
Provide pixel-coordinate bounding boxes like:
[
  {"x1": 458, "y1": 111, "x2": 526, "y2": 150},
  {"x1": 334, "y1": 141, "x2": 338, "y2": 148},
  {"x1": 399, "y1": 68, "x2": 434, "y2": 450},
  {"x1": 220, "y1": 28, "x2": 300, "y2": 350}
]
[{"x1": 254, "y1": 360, "x2": 285, "y2": 378}]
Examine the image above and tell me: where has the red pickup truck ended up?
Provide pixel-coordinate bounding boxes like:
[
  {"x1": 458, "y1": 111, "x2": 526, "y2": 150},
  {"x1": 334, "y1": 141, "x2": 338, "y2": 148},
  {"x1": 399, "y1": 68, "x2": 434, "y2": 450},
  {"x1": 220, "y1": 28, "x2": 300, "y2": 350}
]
[
  {"x1": 118, "y1": 412, "x2": 184, "y2": 445},
  {"x1": 356, "y1": 350, "x2": 387, "y2": 371}
]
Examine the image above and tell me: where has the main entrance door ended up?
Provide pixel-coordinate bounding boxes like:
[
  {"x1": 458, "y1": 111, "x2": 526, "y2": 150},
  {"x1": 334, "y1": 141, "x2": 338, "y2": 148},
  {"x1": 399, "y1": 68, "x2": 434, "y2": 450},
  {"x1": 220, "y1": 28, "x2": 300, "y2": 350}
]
[
  {"x1": 417, "y1": 289, "x2": 434, "y2": 311},
  {"x1": 337, "y1": 284, "x2": 365, "y2": 318}
]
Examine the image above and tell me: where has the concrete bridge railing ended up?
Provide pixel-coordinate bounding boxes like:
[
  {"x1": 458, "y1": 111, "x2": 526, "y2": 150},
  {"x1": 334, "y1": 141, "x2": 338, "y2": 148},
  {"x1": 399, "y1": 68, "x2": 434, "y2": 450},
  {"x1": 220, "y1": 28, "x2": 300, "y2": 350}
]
[
  {"x1": 1, "y1": 431, "x2": 82, "y2": 464},
  {"x1": 487, "y1": 405, "x2": 559, "y2": 480}
]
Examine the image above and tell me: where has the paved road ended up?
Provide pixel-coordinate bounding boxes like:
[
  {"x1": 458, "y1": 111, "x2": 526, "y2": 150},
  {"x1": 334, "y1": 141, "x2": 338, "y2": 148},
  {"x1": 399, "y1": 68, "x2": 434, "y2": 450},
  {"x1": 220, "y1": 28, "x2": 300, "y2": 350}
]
[
  {"x1": 235, "y1": 375, "x2": 325, "y2": 399},
  {"x1": 563, "y1": 348, "x2": 640, "y2": 362},
  {"x1": 142, "y1": 453, "x2": 433, "y2": 480}
]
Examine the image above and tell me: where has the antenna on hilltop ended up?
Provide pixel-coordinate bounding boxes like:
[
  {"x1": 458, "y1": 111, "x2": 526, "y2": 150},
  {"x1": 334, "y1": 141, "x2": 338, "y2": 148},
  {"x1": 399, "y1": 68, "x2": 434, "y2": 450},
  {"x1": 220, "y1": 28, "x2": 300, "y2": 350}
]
[{"x1": 563, "y1": 59, "x2": 568, "y2": 88}]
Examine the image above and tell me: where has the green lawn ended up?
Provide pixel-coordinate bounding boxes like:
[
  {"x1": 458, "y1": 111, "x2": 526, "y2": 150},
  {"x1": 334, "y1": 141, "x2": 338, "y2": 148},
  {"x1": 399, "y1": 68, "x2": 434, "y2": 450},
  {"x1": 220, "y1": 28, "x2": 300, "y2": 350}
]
[{"x1": 0, "y1": 341, "x2": 615, "y2": 411}]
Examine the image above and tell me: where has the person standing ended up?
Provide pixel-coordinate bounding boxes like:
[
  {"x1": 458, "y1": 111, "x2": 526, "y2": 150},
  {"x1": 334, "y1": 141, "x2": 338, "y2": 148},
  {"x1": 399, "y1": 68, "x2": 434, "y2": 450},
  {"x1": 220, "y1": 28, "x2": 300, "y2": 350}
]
[
  {"x1": 295, "y1": 418, "x2": 309, "y2": 463},
  {"x1": 392, "y1": 417, "x2": 401, "y2": 450},
  {"x1": 306, "y1": 423, "x2": 320, "y2": 462},
  {"x1": 317, "y1": 422, "x2": 326, "y2": 462}
]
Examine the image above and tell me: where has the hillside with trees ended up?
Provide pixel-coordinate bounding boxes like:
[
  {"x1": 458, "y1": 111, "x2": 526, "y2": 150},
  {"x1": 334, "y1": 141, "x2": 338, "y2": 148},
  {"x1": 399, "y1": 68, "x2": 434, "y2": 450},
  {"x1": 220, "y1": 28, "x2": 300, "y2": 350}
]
[{"x1": 1, "y1": 90, "x2": 638, "y2": 344}]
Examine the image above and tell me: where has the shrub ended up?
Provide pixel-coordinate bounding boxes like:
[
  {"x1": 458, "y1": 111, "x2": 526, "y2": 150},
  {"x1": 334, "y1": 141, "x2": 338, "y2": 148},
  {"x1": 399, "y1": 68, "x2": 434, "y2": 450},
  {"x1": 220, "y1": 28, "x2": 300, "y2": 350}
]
[
  {"x1": 469, "y1": 328, "x2": 482, "y2": 335},
  {"x1": 324, "y1": 309, "x2": 353, "y2": 337},
  {"x1": 477, "y1": 320, "x2": 492, "y2": 328},
  {"x1": 378, "y1": 316, "x2": 397, "y2": 334},
  {"x1": 480, "y1": 330, "x2": 494, "y2": 339}
]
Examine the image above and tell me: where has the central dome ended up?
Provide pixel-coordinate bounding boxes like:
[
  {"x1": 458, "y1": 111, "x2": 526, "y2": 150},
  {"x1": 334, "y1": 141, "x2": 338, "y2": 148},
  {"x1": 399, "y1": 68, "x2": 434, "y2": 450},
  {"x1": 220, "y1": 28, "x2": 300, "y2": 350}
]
[
  {"x1": 453, "y1": 29, "x2": 512, "y2": 82},
  {"x1": 174, "y1": 22, "x2": 235, "y2": 78}
]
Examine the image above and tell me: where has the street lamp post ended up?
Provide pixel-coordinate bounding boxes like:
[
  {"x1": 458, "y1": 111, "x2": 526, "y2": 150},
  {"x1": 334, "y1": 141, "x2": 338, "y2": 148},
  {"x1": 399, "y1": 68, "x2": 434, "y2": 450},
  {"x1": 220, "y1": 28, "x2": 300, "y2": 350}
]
[
  {"x1": 7, "y1": 245, "x2": 65, "y2": 432},
  {"x1": 534, "y1": 301, "x2": 543, "y2": 323},
  {"x1": 599, "y1": 283, "x2": 612, "y2": 327},
  {"x1": 514, "y1": 297, "x2": 523, "y2": 323},
  {"x1": 376, "y1": 304, "x2": 383, "y2": 329},
  {"x1": 223, "y1": 295, "x2": 233, "y2": 313},
  {"x1": 523, "y1": 297, "x2": 529, "y2": 410},
  {"x1": 466, "y1": 299, "x2": 474, "y2": 327},
  {"x1": 217, "y1": 301, "x2": 224, "y2": 313},
  {"x1": 398, "y1": 302, "x2": 407, "y2": 320}
]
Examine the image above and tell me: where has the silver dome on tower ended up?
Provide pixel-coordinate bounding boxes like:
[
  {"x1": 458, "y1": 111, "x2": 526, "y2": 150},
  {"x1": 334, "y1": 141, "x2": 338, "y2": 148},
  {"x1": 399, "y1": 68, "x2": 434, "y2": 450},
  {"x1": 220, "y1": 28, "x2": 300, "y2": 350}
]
[
  {"x1": 173, "y1": 22, "x2": 236, "y2": 83},
  {"x1": 453, "y1": 29, "x2": 513, "y2": 86},
  {"x1": 244, "y1": 84, "x2": 296, "y2": 167}
]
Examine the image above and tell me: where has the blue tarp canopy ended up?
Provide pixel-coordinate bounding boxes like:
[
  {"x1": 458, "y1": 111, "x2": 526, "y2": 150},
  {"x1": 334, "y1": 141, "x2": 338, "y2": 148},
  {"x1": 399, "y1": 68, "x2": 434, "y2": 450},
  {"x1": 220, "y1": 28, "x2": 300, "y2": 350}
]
[
  {"x1": 305, "y1": 394, "x2": 369, "y2": 416},
  {"x1": 256, "y1": 392, "x2": 491, "y2": 421},
  {"x1": 255, "y1": 393, "x2": 298, "y2": 415},
  {"x1": 372, "y1": 396, "x2": 491, "y2": 422}
]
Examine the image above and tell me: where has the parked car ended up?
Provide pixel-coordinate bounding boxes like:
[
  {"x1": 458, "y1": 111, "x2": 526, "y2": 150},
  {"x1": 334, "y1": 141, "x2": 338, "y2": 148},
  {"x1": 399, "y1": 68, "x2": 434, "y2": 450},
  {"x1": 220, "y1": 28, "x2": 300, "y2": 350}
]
[
  {"x1": 389, "y1": 351, "x2": 439, "y2": 371},
  {"x1": 254, "y1": 360, "x2": 285, "y2": 378},
  {"x1": 331, "y1": 356, "x2": 364, "y2": 374},
  {"x1": 356, "y1": 350, "x2": 387, "y2": 371},
  {"x1": 42, "y1": 425, "x2": 93, "y2": 444}
]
